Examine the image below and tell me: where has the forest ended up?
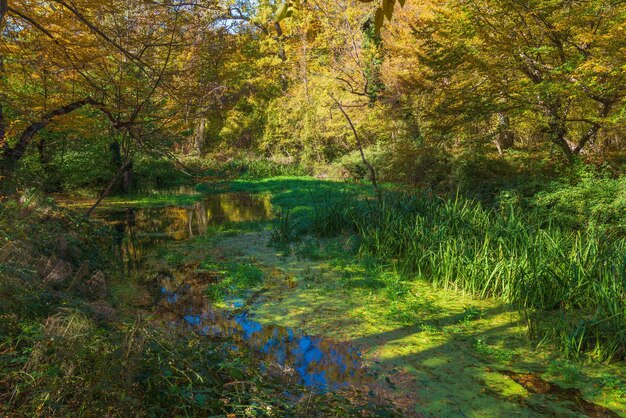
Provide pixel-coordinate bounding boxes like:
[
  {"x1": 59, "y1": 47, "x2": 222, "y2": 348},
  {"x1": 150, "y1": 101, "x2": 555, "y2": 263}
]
[{"x1": 0, "y1": 0, "x2": 625, "y2": 416}]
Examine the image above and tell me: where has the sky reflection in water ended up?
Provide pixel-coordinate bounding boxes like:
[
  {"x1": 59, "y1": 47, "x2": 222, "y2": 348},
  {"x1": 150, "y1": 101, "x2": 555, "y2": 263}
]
[{"x1": 162, "y1": 288, "x2": 365, "y2": 392}]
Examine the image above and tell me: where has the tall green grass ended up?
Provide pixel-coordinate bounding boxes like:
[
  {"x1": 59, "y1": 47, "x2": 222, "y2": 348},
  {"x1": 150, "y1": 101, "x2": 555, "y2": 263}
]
[{"x1": 328, "y1": 192, "x2": 625, "y2": 362}]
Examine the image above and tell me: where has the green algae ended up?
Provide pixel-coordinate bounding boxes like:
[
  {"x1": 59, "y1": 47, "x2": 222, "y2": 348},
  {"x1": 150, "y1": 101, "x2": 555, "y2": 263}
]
[
  {"x1": 127, "y1": 177, "x2": 626, "y2": 416},
  {"x1": 150, "y1": 224, "x2": 616, "y2": 415}
]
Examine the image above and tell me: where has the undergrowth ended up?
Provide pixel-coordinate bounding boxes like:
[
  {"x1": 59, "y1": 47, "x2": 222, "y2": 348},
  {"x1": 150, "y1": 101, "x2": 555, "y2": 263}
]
[
  {"x1": 0, "y1": 195, "x2": 375, "y2": 416},
  {"x1": 219, "y1": 172, "x2": 626, "y2": 363}
]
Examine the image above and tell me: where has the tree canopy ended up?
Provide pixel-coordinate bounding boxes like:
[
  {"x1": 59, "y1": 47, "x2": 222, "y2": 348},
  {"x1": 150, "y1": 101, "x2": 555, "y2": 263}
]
[{"x1": 0, "y1": 0, "x2": 624, "y2": 183}]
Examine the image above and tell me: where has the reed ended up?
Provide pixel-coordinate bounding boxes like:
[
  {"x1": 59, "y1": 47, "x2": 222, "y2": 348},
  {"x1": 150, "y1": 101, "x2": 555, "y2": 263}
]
[{"x1": 342, "y1": 191, "x2": 626, "y2": 361}]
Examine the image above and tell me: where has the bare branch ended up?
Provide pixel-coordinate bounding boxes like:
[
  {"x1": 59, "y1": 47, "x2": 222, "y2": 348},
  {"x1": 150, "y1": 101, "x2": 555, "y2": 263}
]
[{"x1": 328, "y1": 93, "x2": 380, "y2": 199}]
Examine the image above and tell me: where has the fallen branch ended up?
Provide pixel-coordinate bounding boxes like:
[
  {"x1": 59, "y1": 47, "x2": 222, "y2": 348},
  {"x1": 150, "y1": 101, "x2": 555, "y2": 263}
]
[{"x1": 82, "y1": 160, "x2": 132, "y2": 220}]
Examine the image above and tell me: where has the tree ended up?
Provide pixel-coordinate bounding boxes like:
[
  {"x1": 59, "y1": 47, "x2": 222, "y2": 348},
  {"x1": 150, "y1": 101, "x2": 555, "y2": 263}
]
[
  {"x1": 391, "y1": 0, "x2": 626, "y2": 161},
  {"x1": 0, "y1": 0, "x2": 222, "y2": 182}
]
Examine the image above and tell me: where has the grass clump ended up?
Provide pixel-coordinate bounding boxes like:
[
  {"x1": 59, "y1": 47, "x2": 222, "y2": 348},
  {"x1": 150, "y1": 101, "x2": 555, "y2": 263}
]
[
  {"x1": 350, "y1": 191, "x2": 625, "y2": 361},
  {"x1": 253, "y1": 172, "x2": 623, "y2": 363},
  {"x1": 270, "y1": 208, "x2": 298, "y2": 244}
]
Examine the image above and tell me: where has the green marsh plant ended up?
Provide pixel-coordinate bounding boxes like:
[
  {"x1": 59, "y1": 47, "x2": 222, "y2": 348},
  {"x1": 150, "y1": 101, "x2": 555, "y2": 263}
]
[
  {"x1": 318, "y1": 190, "x2": 625, "y2": 362},
  {"x1": 269, "y1": 207, "x2": 297, "y2": 244}
]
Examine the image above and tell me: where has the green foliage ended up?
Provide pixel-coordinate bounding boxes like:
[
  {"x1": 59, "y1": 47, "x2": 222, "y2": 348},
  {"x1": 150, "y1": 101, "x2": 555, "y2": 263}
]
[
  {"x1": 336, "y1": 147, "x2": 388, "y2": 182},
  {"x1": 600, "y1": 374, "x2": 626, "y2": 398},
  {"x1": 546, "y1": 360, "x2": 583, "y2": 383},
  {"x1": 201, "y1": 157, "x2": 308, "y2": 181},
  {"x1": 294, "y1": 178, "x2": 625, "y2": 361},
  {"x1": 165, "y1": 251, "x2": 186, "y2": 268},
  {"x1": 15, "y1": 132, "x2": 115, "y2": 192},
  {"x1": 133, "y1": 156, "x2": 194, "y2": 185},
  {"x1": 270, "y1": 207, "x2": 298, "y2": 244},
  {"x1": 310, "y1": 192, "x2": 354, "y2": 237},
  {"x1": 233, "y1": 158, "x2": 307, "y2": 180},
  {"x1": 378, "y1": 142, "x2": 453, "y2": 188},
  {"x1": 533, "y1": 164, "x2": 626, "y2": 234}
]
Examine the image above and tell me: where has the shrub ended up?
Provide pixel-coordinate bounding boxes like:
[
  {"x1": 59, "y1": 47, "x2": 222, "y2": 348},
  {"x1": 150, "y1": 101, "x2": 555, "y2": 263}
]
[{"x1": 533, "y1": 165, "x2": 626, "y2": 235}]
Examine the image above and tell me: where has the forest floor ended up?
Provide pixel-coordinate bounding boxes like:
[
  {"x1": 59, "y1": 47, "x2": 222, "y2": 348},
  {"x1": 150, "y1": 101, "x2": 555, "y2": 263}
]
[{"x1": 60, "y1": 176, "x2": 626, "y2": 417}]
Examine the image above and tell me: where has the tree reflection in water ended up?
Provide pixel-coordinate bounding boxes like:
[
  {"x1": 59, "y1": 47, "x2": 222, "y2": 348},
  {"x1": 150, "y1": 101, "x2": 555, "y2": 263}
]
[{"x1": 101, "y1": 192, "x2": 272, "y2": 273}]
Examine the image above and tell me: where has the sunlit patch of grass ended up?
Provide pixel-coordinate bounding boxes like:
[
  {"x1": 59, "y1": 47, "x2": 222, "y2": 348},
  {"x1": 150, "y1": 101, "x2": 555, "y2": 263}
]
[
  {"x1": 103, "y1": 193, "x2": 203, "y2": 208},
  {"x1": 348, "y1": 192, "x2": 625, "y2": 362},
  {"x1": 207, "y1": 176, "x2": 625, "y2": 362}
]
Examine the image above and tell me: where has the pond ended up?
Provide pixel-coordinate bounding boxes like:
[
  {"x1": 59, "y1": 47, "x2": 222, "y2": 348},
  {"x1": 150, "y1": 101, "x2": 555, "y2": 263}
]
[
  {"x1": 90, "y1": 188, "x2": 368, "y2": 392},
  {"x1": 159, "y1": 280, "x2": 368, "y2": 393},
  {"x1": 97, "y1": 191, "x2": 272, "y2": 272}
]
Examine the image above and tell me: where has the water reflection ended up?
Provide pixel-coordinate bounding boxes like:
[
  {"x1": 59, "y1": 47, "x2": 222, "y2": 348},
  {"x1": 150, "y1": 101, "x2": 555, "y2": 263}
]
[
  {"x1": 133, "y1": 183, "x2": 200, "y2": 196},
  {"x1": 160, "y1": 284, "x2": 368, "y2": 392},
  {"x1": 60, "y1": 188, "x2": 370, "y2": 393},
  {"x1": 98, "y1": 192, "x2": 272, "y2": 273}
]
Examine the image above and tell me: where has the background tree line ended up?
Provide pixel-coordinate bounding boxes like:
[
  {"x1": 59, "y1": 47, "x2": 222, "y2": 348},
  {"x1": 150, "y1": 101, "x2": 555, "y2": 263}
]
[{"x1": 0, "y1": 0, "x2": 624, "y2": 196}]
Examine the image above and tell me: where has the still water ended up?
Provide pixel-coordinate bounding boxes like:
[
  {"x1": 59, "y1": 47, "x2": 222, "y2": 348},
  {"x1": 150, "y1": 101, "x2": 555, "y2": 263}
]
[
  {"x1": 159, "y1": 282, "x2": 368, "y2": 392},
  {"x1": 92, "y1": 189, "x2": 367, "y2": 392},
  {"x1": 99, "y1": 192, "x2": 272, "y2": 272}
]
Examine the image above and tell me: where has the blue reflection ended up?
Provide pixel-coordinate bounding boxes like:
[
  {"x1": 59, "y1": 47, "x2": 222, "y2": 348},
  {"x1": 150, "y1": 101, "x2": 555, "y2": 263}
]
[
  {"x1": 166, "y1": 293, "x2": 363, "y2": 392},
  {"x1": 229, "y1": 312, "x2": 359, "y2": 391},
  {"x1": 235, "y1": 312, "x2": 263, "y2": 339},
  {"x1": 183, "y1": 314, "x2": 201, "y2": 326}
]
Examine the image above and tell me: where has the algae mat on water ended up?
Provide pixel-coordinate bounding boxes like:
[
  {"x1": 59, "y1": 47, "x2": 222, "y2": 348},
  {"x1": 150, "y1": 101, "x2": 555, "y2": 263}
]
[
  {"x1": 205, "y1": 229, "x2": 623, "y2": 417},
  {"x1": 127, "y1": 177, "x2": 625, "y2": 416}
]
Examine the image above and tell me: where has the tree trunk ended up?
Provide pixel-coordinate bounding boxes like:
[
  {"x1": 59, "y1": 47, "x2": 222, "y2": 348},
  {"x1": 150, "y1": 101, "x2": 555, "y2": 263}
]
[
  {"x1": 542, "y1": 101, "x2": 574, "y2": 162},
  {"x1": 274, "y1": 22, "x2": 288, "y2": 91},
  {"x1": 122, "y1": 161, "x2": 133, "y2": 193},
  {"x1": 83, "y1": 160, "x2": 132, "y2": 220},
  {"x1": 572, "y1": 102, "x2": 612, "y2": 154},
  {"x1": 1, "y1": 98, "x2": 97, "y2": 176},
  {"x1": 329, "y1": 93, "x2": 381, "y2": 200},
  {"x1": 549, "y1": 121, "x2": 573, "y2": 161},
  {"x1": 0, "y1": 102, "x2": 5, "y2": 170},
  {"x1": 496, "y1": 113, "x2": 514, "y2": 154},
  {"x1": 0, "y1": 0, "x2": 4, "y2": 167},
  {"x1": 37, "y1": 138, "x2": 60, "y2": 191},
  {"x1": 194, "y1": 117, "x2": 206, "y2": 153},
  {"x1": 0, "y1": 54, "x2": 6, "y2": 173},
  {"x1": 0, "y1": 0, "x2": 9, "y2": 171},
  {"x1": 37, "y1": 138, "x2": 53, "y2": 168}
]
